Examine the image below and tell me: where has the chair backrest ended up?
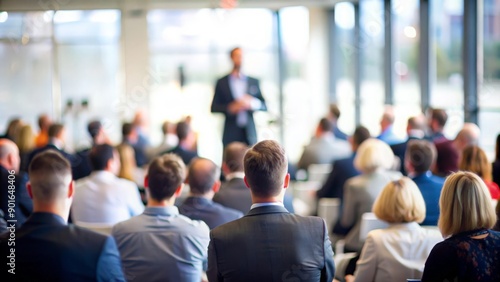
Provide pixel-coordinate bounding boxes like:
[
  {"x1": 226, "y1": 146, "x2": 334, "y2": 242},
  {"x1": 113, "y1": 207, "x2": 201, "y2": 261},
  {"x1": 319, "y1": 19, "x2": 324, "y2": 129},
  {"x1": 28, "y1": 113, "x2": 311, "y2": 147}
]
[
  {"x1": 74, "y1": 221, "x2": 113, "y2": 236},
  {"x1": 290, "y1": 181, "x2": 322, "y2": 216},
  {"x1": 359, "y1": 212, "x2": 389, "y2": 241},
  {"x1": 317, "y1": 198, "x2": 341, "y2": 233},
  {"x1": 307, "y1": 163, "x2": 333, "y2": 183}
]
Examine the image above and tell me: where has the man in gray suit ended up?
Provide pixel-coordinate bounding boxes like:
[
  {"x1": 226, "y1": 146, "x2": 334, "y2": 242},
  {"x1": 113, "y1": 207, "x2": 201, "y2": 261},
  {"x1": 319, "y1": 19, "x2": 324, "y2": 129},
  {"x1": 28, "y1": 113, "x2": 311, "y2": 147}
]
[{"x1": 207, "y1": 140, "x2": 335, "y2": 282}]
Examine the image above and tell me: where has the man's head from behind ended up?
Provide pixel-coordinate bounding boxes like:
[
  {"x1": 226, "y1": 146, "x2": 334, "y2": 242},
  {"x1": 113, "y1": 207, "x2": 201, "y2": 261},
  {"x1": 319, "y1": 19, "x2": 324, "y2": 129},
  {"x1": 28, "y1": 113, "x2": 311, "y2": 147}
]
[
  {"x1": 350, "y1": 126, "x2": 371, "y2": 151},
  {"x1": 316, "y1": 118, "x2": 333, "y2": 137},
  {"x1": 146, "y1": 154, "x2": 186, "y2": 202},
  {"x1": 405, "y1": 140, "x2": 437, "y2": 175},
  {"x1": 454, "y1": 123, "x2": 480, "y2": 150},
  {"x1": 243, "y1": 140, "x2": 289, "y2": 199},
  {"x1": 0, "y1": 138, "x2": 20, "y2": 171},
  {"x1": 187, "y1": 158, "x2": 221, "y2": 196},
  {"x1": 87, "y1": 120, "x2": 105, "y2": 145},
  {"x1": 89, "y1": 144, "x2": 118, "y2": 173},
  {"x1": 223, "y1": 142, "x2": 248, "y2": 175},
  {"x1": 38, "y1": 114, "x2": 52, "y2": 132},
  {"x1": 48, "y1": 123, "x2": 65, "y2": 141},
  {"x1": 28, "y1": 150, "x2": 73, "y2": 216},
  {"x1": 430, "y1": 109, "x2": 448, "y2": 133},
  {"x1": 380, "y1": 105, "x2": 395, "y2": 131}
]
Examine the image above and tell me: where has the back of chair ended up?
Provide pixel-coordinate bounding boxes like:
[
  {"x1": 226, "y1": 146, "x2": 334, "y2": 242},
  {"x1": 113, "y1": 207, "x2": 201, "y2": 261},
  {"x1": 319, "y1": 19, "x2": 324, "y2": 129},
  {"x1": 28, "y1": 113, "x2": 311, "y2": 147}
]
[
  {"x1": 317, "y1": 198, "x2": 341, "y2": 233},
  {"x1": 359, "y1": 212, "x2": 389, "y2": 241},
  {"x1": 307, "y1": 163, "x2": 333, "y2": 183},
  {"x1": 74, "y1": 221, "x2": 113, "y2": 236}
]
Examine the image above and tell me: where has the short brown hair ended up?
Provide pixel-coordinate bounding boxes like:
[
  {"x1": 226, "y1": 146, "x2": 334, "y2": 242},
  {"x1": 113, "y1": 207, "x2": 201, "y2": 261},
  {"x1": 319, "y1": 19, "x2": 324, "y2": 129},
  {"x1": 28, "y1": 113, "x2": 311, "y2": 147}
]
[
  {"x1": 352, "y1": 126, "x2": 370, "y2": 147},
  {"x1": 406, "y1": 140, "x2": 437, "y2": 173},
  {"x1": 329, "y1": 104, "x2": 341, "y2": 119},
  {"x1": 438, "y1": 171, "x2": 496, "y2": 237},
  {"x1": 188, "y1": 158, "x2": 220, "y2": 195},
  {"x1": 28, "y1": 150, "x2": 72, "y2": 203},
  {"x1": 318, "y1": 118, "x2": 332, "y2": 132},
  {"x1": 176, "y1": 121, "x2": 191, "y2": 141},
  {"x1": 459, "y1": 146, "x2": 492, "y2": 182},
  {"x1": 244, "y1": 140, "x2": 288, "y2": 198},
  {"x1": 373, "y1": 177, "x2": 426, "y2": 224},
  {"x1": 48, "y1": 123, "x2": 64, "y2": 138},
  {"x1": 431, "y1": 109, "x2": 448, "y2": 127},
  {"x1": 147, "y1": 154, "x2": 186, "y2": 201},
  {"x1": 223, "y1": 142, "x2": 248, "y2": 172}
]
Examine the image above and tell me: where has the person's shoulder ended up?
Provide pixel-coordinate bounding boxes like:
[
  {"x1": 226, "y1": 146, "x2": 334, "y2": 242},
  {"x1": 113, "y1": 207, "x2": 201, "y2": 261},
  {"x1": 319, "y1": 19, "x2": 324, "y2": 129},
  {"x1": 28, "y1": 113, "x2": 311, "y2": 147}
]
[
  {"x1": 114, "y1": 176, "x2": 138, "y2": 190},
  {"x1": 211, "y1": 202, "x2": 243, "y2": 218},
  {"x1": 429, "y1": 174, "x2": 445, "y2": 185}
]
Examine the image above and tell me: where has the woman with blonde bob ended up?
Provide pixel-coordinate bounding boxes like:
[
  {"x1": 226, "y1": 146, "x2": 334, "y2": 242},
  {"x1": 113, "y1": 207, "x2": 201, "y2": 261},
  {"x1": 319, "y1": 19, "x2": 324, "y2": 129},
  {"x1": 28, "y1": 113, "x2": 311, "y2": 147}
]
[
  {"x1": 335, "y1": 138, "x2": 401, "y2": 252},
  {"x1": 346, "y1": 177, "x2": 442, "y2": 282},
  {"x1": 422, "y1": 171, "x2": 500, "y2": 282}
]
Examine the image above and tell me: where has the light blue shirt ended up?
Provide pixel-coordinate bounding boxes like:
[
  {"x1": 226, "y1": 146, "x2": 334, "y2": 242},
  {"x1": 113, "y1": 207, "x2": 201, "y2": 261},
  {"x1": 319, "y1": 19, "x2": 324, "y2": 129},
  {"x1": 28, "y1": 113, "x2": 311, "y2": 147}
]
[
  {"x1": 377, "y1": 125, "x2": 404, "y2": 145},
  {"x1": 112, "y1": 206, "x2": 210, "y2": 282},
  {"x1": 229, "y1": 73, "x2": 249, "y2": 127}
]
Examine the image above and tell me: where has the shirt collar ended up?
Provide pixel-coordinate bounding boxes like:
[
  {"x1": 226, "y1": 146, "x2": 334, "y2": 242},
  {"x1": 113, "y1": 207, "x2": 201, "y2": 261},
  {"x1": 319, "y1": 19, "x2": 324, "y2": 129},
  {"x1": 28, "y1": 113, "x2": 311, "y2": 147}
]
[
  {"x1": 225, "y1": 172, "x2": 245, "y2": 181},
  {"x1": 230, "y1": 72, "x2": 246, "y2": 80},
  {"x1": 250, "y1": 202, "x2": 285, "y2": 210},
  {"x1": 90, "y1": 170, "x2": 116, "y2": 179},
  {"x1": 143, "y1": 206, "x2": 179, "y2": 216}
]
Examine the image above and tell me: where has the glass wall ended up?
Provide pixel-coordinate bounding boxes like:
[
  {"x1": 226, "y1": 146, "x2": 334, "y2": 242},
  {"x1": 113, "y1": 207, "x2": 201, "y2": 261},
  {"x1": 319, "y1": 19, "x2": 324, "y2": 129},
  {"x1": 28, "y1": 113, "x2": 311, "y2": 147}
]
[{"x1": 430, "y1": 0, "x2": 464, "y2": 139}]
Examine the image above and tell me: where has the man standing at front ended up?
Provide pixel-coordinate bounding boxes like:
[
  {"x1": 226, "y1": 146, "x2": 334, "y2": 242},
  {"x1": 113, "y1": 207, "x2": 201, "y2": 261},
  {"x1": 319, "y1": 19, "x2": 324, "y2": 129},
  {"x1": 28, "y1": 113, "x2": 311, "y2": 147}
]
[
  {"x1": 207, "y1": 140, "x2": 335, "y2": 282},
  {"x1": 211, "y1": 47, "x2": 267, "y2": 147}
]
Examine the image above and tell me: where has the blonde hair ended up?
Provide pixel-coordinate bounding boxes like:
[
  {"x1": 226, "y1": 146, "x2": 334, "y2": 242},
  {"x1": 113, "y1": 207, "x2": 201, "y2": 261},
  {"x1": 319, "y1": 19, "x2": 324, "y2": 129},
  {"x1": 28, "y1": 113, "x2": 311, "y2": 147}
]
[
  {"x1": 459, "y1": 145, "x2": 492, "y2": 182},
  {"x1": 116, "y1": 143, "x2": 136, "y2": 181},
  {"x1": 354, "y1": 138, "x2": 394, "y2": 173},
  {"x1": 17, "y1": 124, "x2": 35, "y2": 154},
  {"x1": 438, "y1": 171, "x2": 496, "y2": 237},
  {"x1": 373, "y1": 177, "x2": 426, "y2": 223}
]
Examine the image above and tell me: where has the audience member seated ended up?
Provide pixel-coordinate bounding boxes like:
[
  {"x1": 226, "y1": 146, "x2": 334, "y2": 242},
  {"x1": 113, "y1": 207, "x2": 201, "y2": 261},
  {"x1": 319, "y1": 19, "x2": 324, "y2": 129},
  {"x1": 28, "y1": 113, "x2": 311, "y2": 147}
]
[
  {"x1": 405, "y1": 140, "x2": 444, "y2": 226},
  {"x1": 493, "y1": 133, "x2": 500, "y2": 187},
  {"x1": 112, "y1": 154, "x2": 210, "y2": 282},
  {"x1": 34, "y1": 114, "x2": 52, "y2": 148},
  {"x1": 377, "y1": 105, "x2": 404, "y2": 145},
  {"x1": 146, "y1": 121, "x2": 178, "y2": 161},
  {"x1": 132, "y1": 110, "x2": 151, "y2": 150},
  {"x1": 434, "y1": 122, "x2": 480, "y2": 177},
  {"x1": 121, "y1": 122, "x2": 148, "y2": 168},
  {"x1": 28, "y1": 123, "x2": 74, "y2": 169},
  {"x1": 207, "y1": 140, "x2": 335, "y2": 281},
  {"x1": 213, "y1": 142, "x2": 295, "y2": 213},
  {"x1": 116, "y1": 140, "x2": 145, "y2": 187},
  {"x1": 71, "y1": 144, "x2": 144, "y2": 224},
  {"x1": 297, "y1": 117, "x2": 351, "y2": 170},
  {"x1": 164, "y1": 121, "x2": 198, "y2": 166},
  {"x1": 345, "y1": 177, "x2": 442, "y2": 282},
  {"x1": 495, "y1": 201, "x2": 500, "y2": 232},
  {"x1": 1, "y1": 118, "x2": 23, "y2": 142},
  {"x1": 16, "y1": 124, "x2": 35, "y2": 173},
  {"x1": 328, "y1": 104, "x2": 348, "y2": 141},
  {"x1": 73, "y1": 120, "x2": 111, "y2": 180},
  {"x1": 317, "y1": 126, "x2": 370, "y2": 233},
  {"x1": 427, "y1": 108, "x2": 448, "y2": 142},
  {"x1": 422, "y1": 171, "x2": 500, "y2": 282},
  {"x1": 333, "y1": 138, "x2": 401, "y2": 252},
  {"x1": 179, "y1": 158, "x2": 243, "y2": 229},
  {"x1": 0, "y1": 139, "x2": 32, "y2": 227},
  {"x1": 391, "y1": 115, "x2": 426, "y2": 175},
  {"x1": 0, "y1": 150, "x2": 125, "y2": 281},
  {"x1": 459, "y1": 145, "x2": 500, "y2": 200}
]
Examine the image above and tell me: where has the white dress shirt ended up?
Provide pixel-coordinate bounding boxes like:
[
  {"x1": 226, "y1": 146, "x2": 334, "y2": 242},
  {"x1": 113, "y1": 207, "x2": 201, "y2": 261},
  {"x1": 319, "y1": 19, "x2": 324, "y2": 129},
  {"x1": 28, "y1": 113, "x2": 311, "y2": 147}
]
[
  {"x1": 71, "y1": 171, "x2": 145, "y2": 225},
  {"x1": 354, "y1": 222, "x2": 443, "y2": 282}
]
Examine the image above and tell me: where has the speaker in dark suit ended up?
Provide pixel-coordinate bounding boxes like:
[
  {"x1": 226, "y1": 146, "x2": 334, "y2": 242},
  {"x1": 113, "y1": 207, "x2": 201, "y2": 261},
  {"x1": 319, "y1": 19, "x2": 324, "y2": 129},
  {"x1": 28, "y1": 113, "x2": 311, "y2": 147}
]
[
  {"x1": 207, "y1": 140, "x2": 334, "y2": 282},
  {"x1": 211, "y1": 48, "x2": 267, "y2": 147},
  {"x1": 0, "y1": 150, "x2": 124, "y2": 281}
]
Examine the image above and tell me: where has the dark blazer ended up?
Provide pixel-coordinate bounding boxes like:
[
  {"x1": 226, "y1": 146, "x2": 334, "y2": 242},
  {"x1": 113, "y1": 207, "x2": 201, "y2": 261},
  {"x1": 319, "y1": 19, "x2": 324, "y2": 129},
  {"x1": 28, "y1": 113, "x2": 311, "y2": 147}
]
[
  {"x1": 213, "y1": 177, "x2": 296, "y2": 214},
  {"x1": 208, "y1": 205, "x2": 335, "y2": 282},
  {"x1": 493, "y1": 161, "x2": 500, "y2": 188},
  {"x1": 72, "y1": 148, "x2": 92, "y2": 181},
  {"x1": 211, "y1": 75, "x2": 267, "y2": 147},
  {"x1": 179, "y1": 196, "x2": 243, "y2": 229},
  {"x1": 0, "y1": 212, "x2": 124, "y2": 281},
  {"x1": 166, "y1": 145, "x2": 198, "y2": 166},
  {"x1": 28, "y1": 144, "x2": 75, "y2": 170},
  {"x1": 317, "y1": 154, "x2": 359, "y2": 200},
  {"x1": 411, "y1": 172, "x2": 445, "y2": 226},
  {"x1": 0, "y1": 166, "x2": 32, "y2": 227}
]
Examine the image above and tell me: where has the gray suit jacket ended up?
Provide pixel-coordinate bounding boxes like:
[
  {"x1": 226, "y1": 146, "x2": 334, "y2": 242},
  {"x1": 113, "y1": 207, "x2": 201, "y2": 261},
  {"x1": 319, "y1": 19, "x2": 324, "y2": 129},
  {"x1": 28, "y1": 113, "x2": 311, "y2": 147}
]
[
  {"x1": 297, "y1": 135, "x2": 351, "y2": 170},
  {"x1": 339, "y1": 169, "x2": 402, "y2": 252},
  {"x1": 207, "y1": 205, "x2": 335, "y2": 282}
]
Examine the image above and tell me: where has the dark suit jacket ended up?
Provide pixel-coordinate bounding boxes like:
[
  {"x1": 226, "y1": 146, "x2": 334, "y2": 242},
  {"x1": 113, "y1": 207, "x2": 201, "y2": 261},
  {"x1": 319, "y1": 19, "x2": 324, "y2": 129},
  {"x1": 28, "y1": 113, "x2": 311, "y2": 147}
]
[
  {"x1": 179, "y1": 196, "x2": 243, "y2": 229},
  {"x1": 72, "y1": 148, "x2": 92, "y2": 181},
  {"x1": 493, "y1": 161, "x2": 500, "y2": 188},
  {"x1": 0, "y1": 212, "x2": 124, "y2": 281},
  {"x1": 207, "y1": 205, "x2": 335, "y2": 282},
  {"x1": 412, "y1": 172, "x2": 444, "y2": 226},
  {"x1": 166, "y1": 145, "x2": 198, "y2": 166},
  {"x1": 211, "y1": 75, "x2": 267, "y2": 147},
  {"x1": 434, "y1": 140, "x2": 459, "y2": 177},
  {"x1": 28, "y1": 144, "x2": 75, "y2": 170},
  {"x1": 213, "y1": 177, "x2": 296, "y2": 214},
  {"x1": 317, "y1": 154, "x2": 359, "y2": 200},
  {"x1": 0, "y1": 166, "x2": 32, "y2": 228}
]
